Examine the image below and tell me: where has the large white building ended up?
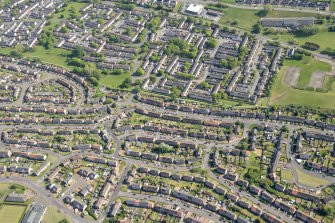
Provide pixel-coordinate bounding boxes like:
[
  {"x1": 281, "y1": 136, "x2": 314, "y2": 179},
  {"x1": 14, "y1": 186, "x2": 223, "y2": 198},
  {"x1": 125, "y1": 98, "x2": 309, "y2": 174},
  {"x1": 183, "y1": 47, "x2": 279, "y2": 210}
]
[{"x1": 185, "y1": 4, "x2": 204, "y2": 15}]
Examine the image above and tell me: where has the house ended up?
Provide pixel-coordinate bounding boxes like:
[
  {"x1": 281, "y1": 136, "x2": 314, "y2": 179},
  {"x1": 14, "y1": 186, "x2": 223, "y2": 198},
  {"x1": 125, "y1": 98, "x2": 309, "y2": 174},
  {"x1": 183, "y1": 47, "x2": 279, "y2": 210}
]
[
  {"x1": 224, "y1": 173, "x2": 238, "y2": 182},
  {"x1": 226, "y1": 193, "x2": 239, "y2": 202},
  {"x1": 0, "y1": 150, "x2": 11, "y2": 158},
  {"x1": 63, "y1": 176, "x2": 73, "y2": 186},
  {"x1": 158, "y1": 187, "x2": 171, "y2": 195},
  {"x1": 154, "y1": 205, "x2": 184, "y2": 218},
  {"x1": 100, "y1": 183, "x2": 111, "y2": 198},
  {"x1": 237, "y1": 179, "x2": 249, "y2": 188},
  {"x1": 72, "y1": 199, "x2": 87, "y2": 211},
  {"x1": 296, "y1": 210, "x2": 320, "y2": 223},
  {"x1": 93, "y1": 198, "x2": 104, "y2": 210},
  {"x1": 182, "y1": 175, "x2": 194, "y2": 182},
  {"x1": 275, "y1": 183, "x2": 286, "y2": 192},
  {"x1": 109, "y1": 200, "x2": 121, "y2": 217},
  {"x1": 261, "y1": 191, "x2": 276, "y2": 203},
  {"x1": 129, "y1": 183, "x2": 142, "y2": 190},
  {"x1": 218, "y1": 208, "x2": 237, "y2": 221},
  {"x1": 142, "y1": 184, "x2": 159, "y2": 193},
  {"x1": 249, "y1": 185, "x2": 262, "y2": 196},
  {"x1": 125, "y1": 199, "x2": 154, "y2": 209},
  {"x1": 204, "y1": 181, "x2": 215, "y2": 189},
  {"x1": 214, "y1": 187, "x2": 227, "y2": 195},
  {"x1": 274, "y1": 199, "x2": 296, "y2": 215}
]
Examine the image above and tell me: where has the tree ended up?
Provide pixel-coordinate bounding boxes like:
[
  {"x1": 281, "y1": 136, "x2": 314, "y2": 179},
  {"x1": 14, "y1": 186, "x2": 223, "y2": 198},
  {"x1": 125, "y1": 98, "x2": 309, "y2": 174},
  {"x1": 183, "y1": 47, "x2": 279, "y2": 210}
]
[
  {"x1": 108, "y1": 35, "x2": 120, "y2": 43},
  {"x1": 120, "y1": 77, "x2": 132, "y2": 89},
  {"x1": 258, "y1": 4, "x2": 273, "y2": 17},
  {"x1": 294, "y1": 25, "x2": 319, "y2": 37},
  {"x1": 135, "y1": 68, "x2": 145, "y2": 76},
  {"x1": 152, "y1": 143, "x2": 175, "y2": 154},
  {"x1": 205, "y1": 38, "x2": 218, "y2": 49},
  {"x1": 170, "y1": 86, "x2": 181, "y2": 101},
  {"x1": 71, "y1": 46, "x2": 85, "y2": 58},
  {"x1": 39, "y1": 31, "x2": 56, "y2": 49},
  {"x1": 252, "y1": 23, "x2": 262, "y2": 34},
  {"x1": 60, "y1": 26, "x2": 69, "y2": 33},
  {"x1": 200, "y1": 81, "x2": 211, "y2": 90},
  {"x1": 10, "y1": 50, "x2": 23, "y2": 58}
]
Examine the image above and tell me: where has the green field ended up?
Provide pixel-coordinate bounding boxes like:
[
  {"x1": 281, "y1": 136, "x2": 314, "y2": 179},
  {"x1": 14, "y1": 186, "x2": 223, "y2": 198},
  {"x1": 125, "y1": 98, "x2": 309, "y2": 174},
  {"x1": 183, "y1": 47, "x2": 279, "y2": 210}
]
[
  {"x1": 331, "y1": 0, "x2": 335, "y2": 12},
  {"x1": 268, "y1": 57, "x2": 335, "y2": 109},
  {"x1": 281, "y1": 168, "x2": 294, "y2": 184},
  {"x1": 44, "y1": 206, "x2": 70, "y2": 223},
  {"x1": 268, "y1": 30, "x2": 335, "y2": 52},
  {"x1": 287, "y1": 56, "x2": 331, "y2": 88},
  {"x1": 0, "y1": 46, "x2": 72, "y2": 69},
  {"x1": 0, "y1": 204, "x2": 26, "y2": 223},
  {"x1": 98, "y1": 73, "x2": 131, "y2": 89},
  {"x1": 296, "y1": 169, "x2": 330, "y2": 187},
  {"x1": 219, "y1": 7, "x2": 318, "y2": 31}
]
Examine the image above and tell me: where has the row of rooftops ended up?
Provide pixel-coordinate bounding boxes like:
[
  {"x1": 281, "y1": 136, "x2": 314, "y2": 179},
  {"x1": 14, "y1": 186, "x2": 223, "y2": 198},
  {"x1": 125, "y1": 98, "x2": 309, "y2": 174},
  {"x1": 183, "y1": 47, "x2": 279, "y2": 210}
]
[
  {"x1": 137, "y1": 96, "x2": 335, "y2": 132},
  {"x1": 117, "y1": 122, "x2": 235, "y2": 142}
]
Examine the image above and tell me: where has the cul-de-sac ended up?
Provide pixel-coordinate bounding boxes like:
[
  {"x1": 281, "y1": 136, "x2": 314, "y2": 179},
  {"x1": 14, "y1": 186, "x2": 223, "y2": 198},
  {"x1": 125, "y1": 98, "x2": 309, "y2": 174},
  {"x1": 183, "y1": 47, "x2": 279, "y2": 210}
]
[{"x1": 0, "y1": 0, "x2": 335, "y2": 223}]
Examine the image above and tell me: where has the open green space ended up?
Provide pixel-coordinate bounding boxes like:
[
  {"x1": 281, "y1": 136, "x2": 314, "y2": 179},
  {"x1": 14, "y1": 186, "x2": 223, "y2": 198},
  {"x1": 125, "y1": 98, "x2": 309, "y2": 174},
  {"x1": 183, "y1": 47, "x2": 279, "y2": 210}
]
[
  {"x1": 281, "y1": 168, "x2": 294, "y2": 184},
  {"x1": 286, "y1": 56, "x2": 331, "y2": 88},
  {"x1": 44, "y1": 206, "x2": 70, "y2": 223},
  {"x1": 98, "y1": 73, "x2": 131, "y2": 89},
  {"x1": 296, "y1": 169, "x2": 330, "y2": 187},
  {"x1": 331, "y1": 1, "x2": 335, "y2": 12},
  {"x1": 268, "y1": 29, "x2": 335, "y2": 52},
  {"x1": 268, "y1": 57, "x2": 335, "y2": 109},
  {"x1": 0, "y1": 46, "x2": 72, "y2": 69},
  {"x1": 219, "y1": 7, "x2": 318, "y2": 31},
  {"x1": 0, "y1": 204, "x2": 26, "y2": 223}
]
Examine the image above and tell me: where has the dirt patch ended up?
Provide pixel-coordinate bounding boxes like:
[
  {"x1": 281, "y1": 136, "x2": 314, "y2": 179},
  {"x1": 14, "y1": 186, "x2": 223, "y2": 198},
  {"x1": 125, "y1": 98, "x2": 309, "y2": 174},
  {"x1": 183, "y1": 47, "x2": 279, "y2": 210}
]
[
  {"x1": 309, "y1": 71, "x2": 326, "y2": 89},
  {"x1": 284, "y1": 67, "x2": 300, "y2": 86}
]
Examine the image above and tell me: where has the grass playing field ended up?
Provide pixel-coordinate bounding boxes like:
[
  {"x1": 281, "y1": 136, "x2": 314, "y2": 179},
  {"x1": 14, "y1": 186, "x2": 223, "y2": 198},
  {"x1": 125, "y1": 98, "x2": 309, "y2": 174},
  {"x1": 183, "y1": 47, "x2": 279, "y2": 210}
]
[
  {"x1": 286, "y1": 56, "x2": 332, "y2": 88},
  {"x1": 268, "y1": 57, "x2": 335, "y2": 109},
  {"x1": 0, "y1": 204, "x2": 26, "y2": 223}
]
